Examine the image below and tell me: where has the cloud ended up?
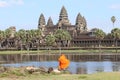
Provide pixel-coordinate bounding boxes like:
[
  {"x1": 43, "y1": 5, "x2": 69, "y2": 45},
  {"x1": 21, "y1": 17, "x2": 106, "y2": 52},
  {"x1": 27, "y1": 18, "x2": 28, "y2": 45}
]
[
  {"x1": 110, "y1": 4, "x2": 120, "y2": 10},
  {"x1": 0, "y1": 0, "x2": 24, "y2": 7},
  {"x1": 10, "y1": 0, "x2": 24, "y2": 5},
  {"x1": 0, "y1": 1, "x2": 8, "y2": 7}
]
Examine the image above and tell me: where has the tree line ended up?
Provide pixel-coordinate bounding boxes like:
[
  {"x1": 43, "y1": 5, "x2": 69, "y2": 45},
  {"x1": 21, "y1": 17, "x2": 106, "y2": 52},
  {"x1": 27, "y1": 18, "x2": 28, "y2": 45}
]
[{"x1": 0, "y1": 29, "x2": 71, "y2": 50}]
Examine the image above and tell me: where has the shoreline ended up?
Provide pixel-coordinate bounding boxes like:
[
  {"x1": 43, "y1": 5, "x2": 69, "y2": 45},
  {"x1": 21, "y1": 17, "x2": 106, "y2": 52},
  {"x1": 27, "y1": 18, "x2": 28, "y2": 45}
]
[{"x1": 0, "y1": 67, "x2": 120, "y2": 80}]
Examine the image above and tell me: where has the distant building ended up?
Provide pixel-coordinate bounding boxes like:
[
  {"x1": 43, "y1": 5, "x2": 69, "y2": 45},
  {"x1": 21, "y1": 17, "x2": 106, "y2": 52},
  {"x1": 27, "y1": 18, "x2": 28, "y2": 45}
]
[
  {"x1": 37, "y1": 6, "x2": 100, "y2": 47},
  {"x1": 38, "y1": 6, "x2": 88, "y2": 37}
]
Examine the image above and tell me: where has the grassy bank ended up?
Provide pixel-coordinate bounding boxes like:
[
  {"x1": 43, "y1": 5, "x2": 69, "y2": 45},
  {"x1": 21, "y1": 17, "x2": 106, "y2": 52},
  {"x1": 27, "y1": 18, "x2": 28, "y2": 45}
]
[
  {"x1": 0, "y1": 49, "x2": 120, "y2": 54},
  {"x1": 0, "y1": 72, "x2": 120, "y2": 80}
]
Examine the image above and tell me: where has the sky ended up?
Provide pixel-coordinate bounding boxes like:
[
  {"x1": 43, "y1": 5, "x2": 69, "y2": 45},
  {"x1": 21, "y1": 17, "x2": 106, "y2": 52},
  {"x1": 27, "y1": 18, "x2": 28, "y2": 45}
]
[{"x1": 0, "y1": 0, "x2": 120, "y2": 33}]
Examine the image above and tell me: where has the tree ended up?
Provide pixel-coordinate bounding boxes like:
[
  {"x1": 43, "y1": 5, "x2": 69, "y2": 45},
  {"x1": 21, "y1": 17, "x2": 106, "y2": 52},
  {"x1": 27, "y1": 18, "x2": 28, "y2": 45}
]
[
  {"x1": 54, "y1": 29, "x2": 71, "y2": 54},
  {"x1": 55, "y1": 29, "x2": 71, "y2": 47},
  {"x1": 45, "y1": 34, "x2": 55, "y2": 47},
  {"x1": 111, "y1": 28, "x2": 120, "y2": 53},
  {"x1": 4, "y1": 28, "x2": 12, "y2": 48},
  {"x1": 45, "y1": 34, "x2": 56, "y2": 53},
  {"x1": 0, "y1": 30, "x2": 5, "y2": 48},
  {"x1": 4, "y1": 28, "x2": 11, "y2": 38},
  {"x1": 34, "y1": 29, "x2": 42, "y2": 51},
  {"x1": 15, "y1": 29, "x2": 26, "y2": 50},
  {"x1": 94, "y1": 29, "x2": 106, "y2": 53},
  {"x1": 25, "y1": 30, "x2": 32, "y2": 51},
  {"x1": 62, "y1": 30, "x2": 71, "y2": 47},
  {"x1": 106, "y1": 33, "x2": 113, "y2": 39},
  {"x1": 111, "y1": 16, "x2": 116, "y2": 28}
]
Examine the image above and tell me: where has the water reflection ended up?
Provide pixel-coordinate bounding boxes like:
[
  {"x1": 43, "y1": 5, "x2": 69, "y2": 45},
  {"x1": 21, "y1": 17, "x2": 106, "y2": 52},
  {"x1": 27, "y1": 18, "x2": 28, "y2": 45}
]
[{"x1": 2, "y1": 61, "x2": 120, "y2": 74}]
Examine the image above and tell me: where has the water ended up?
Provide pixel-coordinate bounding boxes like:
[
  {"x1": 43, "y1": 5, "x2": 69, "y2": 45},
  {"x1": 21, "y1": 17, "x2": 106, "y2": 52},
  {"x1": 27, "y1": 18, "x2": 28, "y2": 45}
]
[{"x1": 2, "y1": 61, "x2": 120, "y2": 74}]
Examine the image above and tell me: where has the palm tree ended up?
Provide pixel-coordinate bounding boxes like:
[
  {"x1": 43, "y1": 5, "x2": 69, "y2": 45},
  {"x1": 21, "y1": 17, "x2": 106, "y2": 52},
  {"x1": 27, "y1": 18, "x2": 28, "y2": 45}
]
[
  {"x1": 111, "y1": 28, "x2": 120, "y2": 53},
  {"x1": 45, "y1": 34, "x2": 56, "y2": 46},
  {"x1": 45, "y1": 34, "x2": 56, "y2": 53},
  {"x1": 0, "y1": 30, "x2": 5, "y2": 48},
  {"x1": 55, "y1": 29, "x2": 63, "y2": 52},
  {"x1": 34, "y1": 29, "x2": 42, "y2": 51},
  {"x1": 94, "y1": 29, "x2": 106, "y2": 53},
  {"x1": 55, "y1": 29, "x2": 71, "y2": 47},
  {"x1": 111, "y1": 16, "x2": 116, "y2": 28},
  {"x1": 28, "y1": 29, "x2": 34, "y2": 48},
  {"x1": 16, "y1": 29, "x2": 26, "y2": 50},
  {"x1": 4, "y1": 28, "x2": 11, "y2": 48},
  {"x1": 62, "y1": 30, "x2": 71, "y2": 47},
  {"x1": 25, "y1": 30, "x2": 32, "y2": 51},
  {"x1": 106, "y1": 33, "x2": 113, "y2": 39},
  {"x1": 55, "y1": 29, "x2": 71, "y2": 54}
]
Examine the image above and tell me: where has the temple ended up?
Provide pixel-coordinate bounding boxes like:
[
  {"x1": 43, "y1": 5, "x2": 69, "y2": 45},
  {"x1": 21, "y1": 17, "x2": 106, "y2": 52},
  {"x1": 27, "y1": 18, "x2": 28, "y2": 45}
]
[
  {"x1": 38, "y1": 6, "x2": 88, "y2": 39},
  {"x1": 37, "y1": 6, "x2": 120, "y2": 47}
]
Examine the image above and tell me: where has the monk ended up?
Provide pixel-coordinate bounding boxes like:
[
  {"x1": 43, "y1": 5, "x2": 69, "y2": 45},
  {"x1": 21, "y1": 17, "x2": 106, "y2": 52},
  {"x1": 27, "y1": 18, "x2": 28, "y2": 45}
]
[{"x1": 58, "y1": 54, "x2": 70, "y2": 70}]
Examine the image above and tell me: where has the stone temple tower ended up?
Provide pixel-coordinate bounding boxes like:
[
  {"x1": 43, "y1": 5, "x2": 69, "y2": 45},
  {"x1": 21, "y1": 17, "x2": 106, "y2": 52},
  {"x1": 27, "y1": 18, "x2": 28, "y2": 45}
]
[
  {"x1": 38, "y1": 13, "x2": 46, "y2": 29},
  {"x1": 47, "y1": 17, "x2": 54, "y2": 27},
  {"x1": 58, "y1": 6, "x2": 71, "y2": 25},
  {"x1": 75, "y1": 13, "x2": 87, "y2": 32}
]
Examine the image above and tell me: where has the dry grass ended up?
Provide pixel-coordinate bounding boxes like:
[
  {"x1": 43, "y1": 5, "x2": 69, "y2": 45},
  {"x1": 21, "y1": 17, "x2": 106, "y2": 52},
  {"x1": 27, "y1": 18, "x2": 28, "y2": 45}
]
[{"x1": 0, "y1": 72, "x2": 120, "y2": 80}]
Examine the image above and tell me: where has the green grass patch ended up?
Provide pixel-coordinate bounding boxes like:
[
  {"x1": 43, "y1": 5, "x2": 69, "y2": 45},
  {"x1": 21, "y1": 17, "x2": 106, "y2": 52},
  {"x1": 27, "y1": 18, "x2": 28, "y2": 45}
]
[
  {"x1": 78, "y1": 75, "x2": 87, "y2": 79},
  {"x1": 0, "y1": 72, "x2": 9, "y2": 77},
  {"x1": 0, "y1": 72, "x2": 120, "y2": 80},
  {"x1": 0, "y1": 49, "x2": 120, "y2": 54}
]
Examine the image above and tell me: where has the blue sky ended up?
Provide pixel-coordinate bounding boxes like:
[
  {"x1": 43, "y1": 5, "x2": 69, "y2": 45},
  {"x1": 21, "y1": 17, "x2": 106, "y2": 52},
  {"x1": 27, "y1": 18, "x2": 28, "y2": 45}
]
[{"x1": 0, "y1": 0, "x2": 120, "y2": 33}]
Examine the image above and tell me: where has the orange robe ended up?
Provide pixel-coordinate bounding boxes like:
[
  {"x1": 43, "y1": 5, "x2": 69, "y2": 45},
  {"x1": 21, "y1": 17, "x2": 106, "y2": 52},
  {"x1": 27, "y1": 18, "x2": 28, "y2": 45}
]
[{"x1": 58, "y1": 54, "x2": 70, "y2": 70}]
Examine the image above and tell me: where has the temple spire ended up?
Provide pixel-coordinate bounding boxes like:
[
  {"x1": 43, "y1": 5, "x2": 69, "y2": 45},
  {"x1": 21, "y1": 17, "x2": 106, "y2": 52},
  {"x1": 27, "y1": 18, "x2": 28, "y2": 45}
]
[
  {"x1": 38, "y1": 13, "x2": 46, "y2": 29},
  {"x1": 59, "y1": 6, "x2": 68, "y2": 20},
  {"x1": 82, "y1": 16, "x2": 87, "y2": 30},
  {"x1": 76, "y1": 13, "x2": 82, "y2": 25},
  {"x1": 47, "y1": 17, "x2": 54, "y2": 26},
  {"x1": 58, "y1": 6, "x2": 70, "y2": 25},
  {"x1": 75, "y1": 13, "x2": 87, "y2": 32}
]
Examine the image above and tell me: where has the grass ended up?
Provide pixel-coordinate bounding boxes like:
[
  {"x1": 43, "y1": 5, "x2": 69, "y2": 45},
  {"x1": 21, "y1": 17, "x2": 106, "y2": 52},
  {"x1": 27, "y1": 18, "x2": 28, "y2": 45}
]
[
  {"x1": 0, "y1": 49, "x2": 120, "y2": 54},
  {"x1": 0, "y1": 72, "x2": 120, "y2": 80},
  {"x1": 86, "y1": 72, "x2": 120, "y2": 80}
]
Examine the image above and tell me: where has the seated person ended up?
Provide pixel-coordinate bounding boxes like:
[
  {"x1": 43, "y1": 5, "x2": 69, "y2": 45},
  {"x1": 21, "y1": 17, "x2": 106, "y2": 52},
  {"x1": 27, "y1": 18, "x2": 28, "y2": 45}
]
[{"x1": 58, "y1": 54, "x2": 70, "y2": 70}]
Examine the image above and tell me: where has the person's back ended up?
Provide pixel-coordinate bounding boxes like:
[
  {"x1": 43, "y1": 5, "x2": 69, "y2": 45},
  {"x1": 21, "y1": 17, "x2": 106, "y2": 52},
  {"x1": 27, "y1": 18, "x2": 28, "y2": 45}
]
[{"x1": 58, "y1": 54, "x2": 70, "y2": 70}]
